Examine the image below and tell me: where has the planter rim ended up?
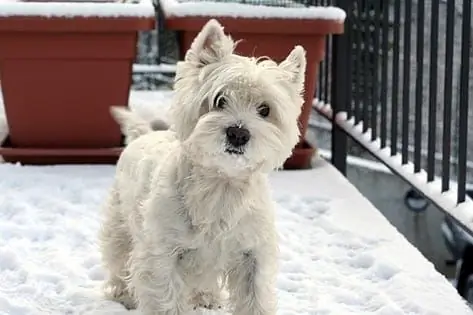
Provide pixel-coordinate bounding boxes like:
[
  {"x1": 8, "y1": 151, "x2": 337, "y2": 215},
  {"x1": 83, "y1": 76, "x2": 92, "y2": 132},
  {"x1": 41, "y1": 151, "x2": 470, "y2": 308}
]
[
  {"x1": 0, "y1": 136, "x2": 122, "y2": 164},
  {"x1": 0, "y1": 146, "x2": 123, "y2": 158},
  {"x1": 0, "y1": 15, "x2": 155, "y2": 31},
  {"x1": 0, "y1": 0, "x2": 155, "y2": 18},
  {"x1": 160, "y1": 0, "x2": 346, "y2": 22},
  {"x1": 165, "y1": 16, "x2": 344, "y2": 35}
]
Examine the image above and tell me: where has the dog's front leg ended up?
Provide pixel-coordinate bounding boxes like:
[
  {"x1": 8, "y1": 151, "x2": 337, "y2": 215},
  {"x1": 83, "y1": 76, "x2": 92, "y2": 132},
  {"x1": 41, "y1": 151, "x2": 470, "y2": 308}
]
[
  {"x1": 128, "y1": 242, "x2": 188, "y2": 315},
  {"x1": 227, "y1": 246, "x2": 278, "y2": 315}
]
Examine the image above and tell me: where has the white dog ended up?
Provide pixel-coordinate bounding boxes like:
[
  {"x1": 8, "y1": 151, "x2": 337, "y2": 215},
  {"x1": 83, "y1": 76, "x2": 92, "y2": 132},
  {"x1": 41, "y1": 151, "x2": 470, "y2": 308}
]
[{"x1": 99, "y1": 19, "x2": 307, "y2": 315}]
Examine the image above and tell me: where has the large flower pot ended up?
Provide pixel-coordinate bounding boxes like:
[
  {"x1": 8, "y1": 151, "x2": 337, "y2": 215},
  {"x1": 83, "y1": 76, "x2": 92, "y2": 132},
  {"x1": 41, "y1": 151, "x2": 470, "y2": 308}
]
[
  {"x1": 0, "y1": 1, "x2": 154, "y2": 164},
  {"x1": 159, "y1": 0, "x2": 345, "y2": 169}
]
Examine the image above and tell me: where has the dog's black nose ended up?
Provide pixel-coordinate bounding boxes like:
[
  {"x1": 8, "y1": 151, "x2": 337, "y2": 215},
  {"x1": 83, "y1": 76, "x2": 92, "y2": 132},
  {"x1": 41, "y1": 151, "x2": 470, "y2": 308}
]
[{"x1": 226, "y1": 126, "x2": 251, "y2": 147}]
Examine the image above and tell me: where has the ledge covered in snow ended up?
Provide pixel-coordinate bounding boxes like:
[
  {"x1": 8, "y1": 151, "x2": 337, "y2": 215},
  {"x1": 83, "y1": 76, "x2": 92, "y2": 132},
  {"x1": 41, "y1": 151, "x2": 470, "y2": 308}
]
[
  {"x1": 160, "y1": 0, "x2": 346, "y2": 20},
  {"x1": 0, "y1": 0, "x2": 154, "y2": 18}
]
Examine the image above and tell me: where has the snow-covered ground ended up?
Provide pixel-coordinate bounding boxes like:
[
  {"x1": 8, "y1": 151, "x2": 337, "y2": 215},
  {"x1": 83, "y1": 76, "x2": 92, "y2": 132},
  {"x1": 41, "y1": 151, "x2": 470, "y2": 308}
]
[
  {"x1": 0, "y1": 159, "x2": 472, "y2": 315},
  {"x1": 0, "y1": 90, "x2": 472, "y2": 314}
]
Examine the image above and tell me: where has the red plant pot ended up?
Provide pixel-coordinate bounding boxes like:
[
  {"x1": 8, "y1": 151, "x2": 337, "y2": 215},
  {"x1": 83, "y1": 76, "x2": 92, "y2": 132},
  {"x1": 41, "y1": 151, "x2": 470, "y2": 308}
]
[
  {"x1": 0, "y1": 3, "x2": 154, "y2": 164},
  {"x1": 163, "y1": 12, "x2": 344, "y2": 169}
]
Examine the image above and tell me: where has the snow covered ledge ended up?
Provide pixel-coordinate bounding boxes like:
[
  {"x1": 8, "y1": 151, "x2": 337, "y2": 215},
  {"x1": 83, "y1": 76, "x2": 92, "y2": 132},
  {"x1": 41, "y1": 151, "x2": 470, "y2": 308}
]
[
  {"x1": 159, "y1": 0, "x2": 346, "y2": 20},
  {"x1": 0, "y1": 0, "x2": 154, "y2": 18}
]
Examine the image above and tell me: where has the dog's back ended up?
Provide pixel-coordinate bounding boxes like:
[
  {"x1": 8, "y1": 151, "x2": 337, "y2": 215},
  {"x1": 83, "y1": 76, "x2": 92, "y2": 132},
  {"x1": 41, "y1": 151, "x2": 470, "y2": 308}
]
[
  {"x1": 111, "y1": 106, "x2": 178, "y2": 197},
  {"x1": 117, "y1": 130, "x2": 177, "y2": 182}
]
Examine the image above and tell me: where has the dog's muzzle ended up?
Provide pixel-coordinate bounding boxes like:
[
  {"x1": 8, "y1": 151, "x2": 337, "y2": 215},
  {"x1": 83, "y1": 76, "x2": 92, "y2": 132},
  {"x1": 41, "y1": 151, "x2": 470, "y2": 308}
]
[{"x1": 225, "y1": 125, "x2": 250, "y2": 154}]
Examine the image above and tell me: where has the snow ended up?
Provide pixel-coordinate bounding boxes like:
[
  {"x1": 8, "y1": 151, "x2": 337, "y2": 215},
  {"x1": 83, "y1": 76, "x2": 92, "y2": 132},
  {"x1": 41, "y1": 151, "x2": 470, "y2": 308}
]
[
  {"x1": 160, "y1": 0, "x2": 346, "y2": 20},
  {"x1": 0, "y1": 0, "x2": 154, "y2": 18},
  {"x1": 0, "y1": 159, "x2": 472, "y2": 314},
  {"x1": 313, "y1": 99, "x2": 473, "y2": 237},
  {"x1": 132, "y1": 63, "x2": 177, "y2": 74},
  {"x1": 0, "y1": 90, "x2": 472, "y2": 314},
  {"x1": 317, "y1": 148, "x2": 393, "y2": 175}
]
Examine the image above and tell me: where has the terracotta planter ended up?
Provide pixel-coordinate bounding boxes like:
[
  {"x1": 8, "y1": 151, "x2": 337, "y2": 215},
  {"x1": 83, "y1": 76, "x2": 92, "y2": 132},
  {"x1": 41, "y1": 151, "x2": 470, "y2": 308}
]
[
  {"x1": 161, "y1": 4, "x2": 345, "y2": 169},
  {"x1": 0, "y1": 1, "x2": 154, "y2": 164}
]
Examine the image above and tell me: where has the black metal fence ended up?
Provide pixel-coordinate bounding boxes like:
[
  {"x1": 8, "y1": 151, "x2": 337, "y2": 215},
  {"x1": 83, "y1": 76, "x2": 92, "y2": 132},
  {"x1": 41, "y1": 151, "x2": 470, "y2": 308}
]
[{"x1": 314, "y1": 0, "x2": 472, "y2": 229}]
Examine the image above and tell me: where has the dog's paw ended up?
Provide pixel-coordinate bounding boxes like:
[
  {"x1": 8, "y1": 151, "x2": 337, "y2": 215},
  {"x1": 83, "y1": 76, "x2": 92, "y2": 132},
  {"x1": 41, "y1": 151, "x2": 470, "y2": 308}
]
[
  {"x1": 190, "y1": 291, "x2": 224, "y2": 311},
  {"x1": 103, "y1": 279, "x2": 137, "y2": 310}
]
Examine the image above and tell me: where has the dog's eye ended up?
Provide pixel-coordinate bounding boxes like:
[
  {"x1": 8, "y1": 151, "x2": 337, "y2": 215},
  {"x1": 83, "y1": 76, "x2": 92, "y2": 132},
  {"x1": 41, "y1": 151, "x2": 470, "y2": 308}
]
[
  {"x1": 257, "y1": 104, "x2": 270, "y2": 118},
  {"x1": 214, "y1": 93, "x2": 226, "y2": 110}
]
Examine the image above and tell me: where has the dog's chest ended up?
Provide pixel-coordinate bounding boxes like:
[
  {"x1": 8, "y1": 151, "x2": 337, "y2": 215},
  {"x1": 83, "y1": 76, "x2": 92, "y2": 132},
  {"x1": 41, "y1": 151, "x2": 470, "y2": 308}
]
[
  {"x1": 177, "y1": 172, "x2": 265, "y2": 270},
  {"x1": 178, "y1": 218, "x2": 249, "y2": 274}
]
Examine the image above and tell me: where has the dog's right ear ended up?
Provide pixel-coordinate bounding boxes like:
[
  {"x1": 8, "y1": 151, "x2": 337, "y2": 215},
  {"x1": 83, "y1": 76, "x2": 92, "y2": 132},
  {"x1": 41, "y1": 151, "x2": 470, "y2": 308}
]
[{"x1": 184, "y1": 19, "x2": 234, "y2": 66}]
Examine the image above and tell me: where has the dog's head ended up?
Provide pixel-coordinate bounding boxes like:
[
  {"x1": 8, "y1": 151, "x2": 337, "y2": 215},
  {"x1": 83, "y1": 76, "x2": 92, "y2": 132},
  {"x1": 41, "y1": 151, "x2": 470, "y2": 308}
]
[{"x1": 170, "y1": 19, "x2": 306, "y2": 175}]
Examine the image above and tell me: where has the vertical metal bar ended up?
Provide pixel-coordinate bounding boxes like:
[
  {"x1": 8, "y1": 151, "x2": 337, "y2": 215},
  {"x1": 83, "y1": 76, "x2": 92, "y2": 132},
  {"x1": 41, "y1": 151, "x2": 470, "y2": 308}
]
[
  {"x1": 322, "y1": 0, "x2": 330, "y2": 102},
  {"x1": 380, "y1": 0, "x2": 389, "y2": 148},
  {"x1": 153, "y1": 0, "x2": 164, "y2": 65},
  {"x1": 318, "y1": 61, "x2": 324, "y2": 101},
  {"x1": 346, "y1": 5, "x2": 354, "y2": 120},
  {"x1": 414, "y1": 0, "x2": 425, "y2": 172},
  {"x1": 457, "y1": 0, "x2": 471, "y2": 203},
  {"x1": 331, "y1": 0, "x2": 351, "y2": 175},
  {"x1": 391, "y1": 0, "x2": 401, "y2": 155},
  {"x1": 362, "y1": 5, "x2": 370, "y2": 133},
  {"x1": 324, "y1": 18, "x2": 331, "y2": 104},
  {"x1": 442, "y1": 0, "x2": 455, "y2": 192},
  {"x1": 427, "y1": 0, "x2": 439, "y2": 181},
  {"x1": 318, "y1": 0, "x2": 325, "y2": 101},
  {"x1": 370, "y1": 0, "x2": 381, "y2": 140},
  {"x1": 401, "y1": 0, "x2": 412, "y2": 164},
  {"x1": 354, "y1": 0, "x2": 362, "y2": 124}
]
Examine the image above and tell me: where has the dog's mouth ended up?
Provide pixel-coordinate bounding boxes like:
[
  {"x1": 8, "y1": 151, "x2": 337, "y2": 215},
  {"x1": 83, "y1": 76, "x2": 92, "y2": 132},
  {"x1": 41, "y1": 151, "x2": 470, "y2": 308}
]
[{"x1": 225, "y1": 147, "x2": 245, "y2": 155}]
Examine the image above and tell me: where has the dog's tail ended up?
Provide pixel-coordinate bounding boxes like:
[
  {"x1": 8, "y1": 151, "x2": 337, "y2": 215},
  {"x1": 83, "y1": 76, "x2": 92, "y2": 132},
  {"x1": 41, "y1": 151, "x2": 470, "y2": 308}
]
[{"x1": 110, "y1": 106, "x2": 169, "y2": 145}]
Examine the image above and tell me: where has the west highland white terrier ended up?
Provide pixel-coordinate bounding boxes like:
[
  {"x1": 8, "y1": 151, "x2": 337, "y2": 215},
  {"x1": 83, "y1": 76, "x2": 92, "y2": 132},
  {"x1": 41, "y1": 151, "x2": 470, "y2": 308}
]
[{"x1": 99, "y1": 19, "x2": 307, "y2": 315}]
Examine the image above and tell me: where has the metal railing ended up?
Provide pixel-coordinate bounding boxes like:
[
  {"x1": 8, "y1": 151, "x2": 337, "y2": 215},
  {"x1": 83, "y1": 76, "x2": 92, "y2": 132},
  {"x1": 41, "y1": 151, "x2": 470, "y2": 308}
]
[{"x1": 314, "y1": 0, "x2": 473, "y2": 233}]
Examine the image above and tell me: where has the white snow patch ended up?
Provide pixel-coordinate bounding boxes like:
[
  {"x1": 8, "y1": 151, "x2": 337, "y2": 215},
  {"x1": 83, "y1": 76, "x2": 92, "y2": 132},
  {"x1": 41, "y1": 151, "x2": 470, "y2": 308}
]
[
  {"x1": 317, "y1": 147, "x2": 393, "y2": 174},
  {"x1": 132, "y1": 63, "x2": 178, "y2": 73},
  {"x1": 160, "y1": 0, "x2": 346, "y2": 20},
  {"x1": 0, "y1": 0, "x2": 154, "y2": 18},
  {"x1": 0, "y1": 159, "x2": 471, "y2": 314}
]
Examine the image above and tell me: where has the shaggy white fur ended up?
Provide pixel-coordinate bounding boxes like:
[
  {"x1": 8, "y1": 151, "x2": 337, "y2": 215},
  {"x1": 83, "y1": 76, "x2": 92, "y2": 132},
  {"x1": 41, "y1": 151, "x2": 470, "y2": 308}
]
[
  {"x1": 110, "y1": 105, "x2": 169, "y2": 146},
  {"x1": 99, "y1": 19, "x2": 307, "y2": 315}
]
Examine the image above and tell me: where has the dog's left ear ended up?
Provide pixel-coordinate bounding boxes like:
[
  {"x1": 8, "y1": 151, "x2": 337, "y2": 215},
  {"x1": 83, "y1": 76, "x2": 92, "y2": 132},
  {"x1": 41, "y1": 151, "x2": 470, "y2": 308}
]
[
  {"x1": 279, "y1": 45, "x2": 307, "y2": 93},
  {"x1": 185, "y1": 19, "x2": 234, "y2": 66}
]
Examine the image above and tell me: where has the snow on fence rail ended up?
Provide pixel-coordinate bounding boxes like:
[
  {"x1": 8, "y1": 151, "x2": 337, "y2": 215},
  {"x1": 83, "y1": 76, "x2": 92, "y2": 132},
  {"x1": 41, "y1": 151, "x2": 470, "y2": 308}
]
[
  {"x1": 314, "y1": 99, "x2": 473, "y2": 236},
  {"x1": 314, "y1": 0, "x2": 473, "y2": 233}
]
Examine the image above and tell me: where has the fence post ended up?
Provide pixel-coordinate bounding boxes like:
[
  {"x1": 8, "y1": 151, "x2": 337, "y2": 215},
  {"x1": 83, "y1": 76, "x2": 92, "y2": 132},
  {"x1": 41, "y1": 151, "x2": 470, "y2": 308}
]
[{"x1": 330, "y1": 0, "x2": 350, "y2": 175}]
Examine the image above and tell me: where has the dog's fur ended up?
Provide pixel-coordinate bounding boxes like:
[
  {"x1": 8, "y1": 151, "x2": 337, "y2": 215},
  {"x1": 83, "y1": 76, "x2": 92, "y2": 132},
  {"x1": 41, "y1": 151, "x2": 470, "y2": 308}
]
[
  {"x1": 99, "y1": 19, "x2": 307, "y2": 315},
  {"x1": 110, "y1": 106, "x2": 169, "y2": 145}
]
